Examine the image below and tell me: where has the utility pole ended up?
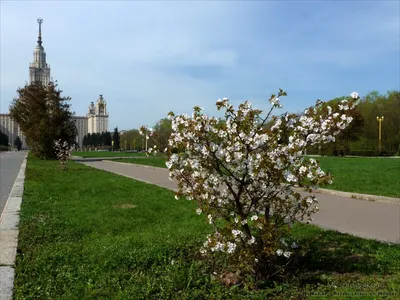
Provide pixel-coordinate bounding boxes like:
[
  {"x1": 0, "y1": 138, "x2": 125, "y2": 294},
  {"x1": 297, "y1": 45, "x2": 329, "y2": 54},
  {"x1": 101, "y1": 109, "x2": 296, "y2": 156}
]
[{"x1": 376, "y1": 116, "x2": 384, "y2": 152}]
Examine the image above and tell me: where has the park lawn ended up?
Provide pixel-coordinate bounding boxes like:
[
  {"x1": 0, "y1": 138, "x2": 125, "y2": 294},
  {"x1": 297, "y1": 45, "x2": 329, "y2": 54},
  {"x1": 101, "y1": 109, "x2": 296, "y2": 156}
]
[
  {"x1": 72, "y1": 151, "x2": 147, "y2": 158},
  {"x1": 314, "y1": 157, "x2": 400, "y2": 198},
  {"x1": 14, "y1": 155, "x2": 400, "y2": 299}
]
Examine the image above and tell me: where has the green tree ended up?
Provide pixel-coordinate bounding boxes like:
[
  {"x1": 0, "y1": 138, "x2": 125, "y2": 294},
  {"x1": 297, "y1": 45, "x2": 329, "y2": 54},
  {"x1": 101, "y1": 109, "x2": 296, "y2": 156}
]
[
  {"x1": 87, "y1": 133, "x2": 92, "y2": 146},
  {"x1": 104, "y1": 131, "x2": 112, "y2": 146},
  {"x1": 112, "y1": 127, "x2": 120, "y2": 150},
  {"x1": 14, "y1": 136, "x2": 22, "y2": 151},
  {"x1": 9, "y1": 81, "x2": 77, "y2": 159},
  {"x1": 100, "y1": 132, "x2": 105, "y2": 146},
  {"x1": 95, "y1": 132, "x2": 101, "y2": 146},
  {"x1": 153, "y1": 118, "x2": 172, "y2": 152}
]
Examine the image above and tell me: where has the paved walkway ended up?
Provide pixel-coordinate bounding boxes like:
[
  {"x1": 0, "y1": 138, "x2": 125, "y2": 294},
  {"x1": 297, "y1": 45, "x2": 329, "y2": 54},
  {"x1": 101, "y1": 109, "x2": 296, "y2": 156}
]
[
  {"x1": 81, "y1": 161, "x2": 400, "y2": 244},
  {"x1": 0, "y1": 151, "x2": 27, "y2": 300},
  {"x1": 0, "y1": 151, "x2": 27, "y2": 215}
]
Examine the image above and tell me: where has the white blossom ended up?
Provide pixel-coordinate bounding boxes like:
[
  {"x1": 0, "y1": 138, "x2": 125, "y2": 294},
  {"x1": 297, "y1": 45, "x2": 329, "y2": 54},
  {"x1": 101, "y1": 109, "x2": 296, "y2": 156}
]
[
  {"x1": 283, "y1": 251, "x2": 291, "y2": 258},
  {"x1": 227, "y1": 242, "x2": 236, "y2": 253},
  {"x1": 248, "y1": 236, "x2": 256, "y2": 245},
  {"x1": 350, "y1": 92, "x2": 359, "y2": 99}
]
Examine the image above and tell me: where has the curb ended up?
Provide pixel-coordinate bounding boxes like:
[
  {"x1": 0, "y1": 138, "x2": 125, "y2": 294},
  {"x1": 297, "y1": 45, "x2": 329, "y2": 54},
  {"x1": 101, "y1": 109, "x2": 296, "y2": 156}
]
[
  {"x1": 102, "y1": 159, "x2": 168, "y2": 171},
  {"x1": 0, "y1": 153, "x2": 28, "y2": 300},
  {"x1": 293, "y1": 187, "x2": 400, "y2": 205}
]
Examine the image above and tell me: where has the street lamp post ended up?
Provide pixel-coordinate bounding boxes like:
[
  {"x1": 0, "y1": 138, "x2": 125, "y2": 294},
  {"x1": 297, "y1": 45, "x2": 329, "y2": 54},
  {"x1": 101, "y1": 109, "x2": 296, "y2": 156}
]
[{"x1": 376, "y1": 116, "x2": 384, "y2": 152}]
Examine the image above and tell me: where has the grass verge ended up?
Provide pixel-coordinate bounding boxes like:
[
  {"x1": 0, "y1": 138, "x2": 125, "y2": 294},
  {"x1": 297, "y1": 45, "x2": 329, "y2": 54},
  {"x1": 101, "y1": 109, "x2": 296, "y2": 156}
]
[
  {"x1": 14, "y1": 155, "x2": 400, "y2": 299},
  {"x1": 314, "y1": 157, "x2": 400, "y2": 198}
]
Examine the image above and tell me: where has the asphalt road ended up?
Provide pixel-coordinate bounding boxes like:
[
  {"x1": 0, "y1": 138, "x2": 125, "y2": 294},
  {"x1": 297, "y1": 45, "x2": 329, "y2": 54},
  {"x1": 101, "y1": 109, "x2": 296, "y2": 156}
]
[
  {"x1": 0, "y1": 151, "x2": 26, "y2": 216},
  {"x1": 81, "y1": 160, "x2": 400, "y2": 244}
]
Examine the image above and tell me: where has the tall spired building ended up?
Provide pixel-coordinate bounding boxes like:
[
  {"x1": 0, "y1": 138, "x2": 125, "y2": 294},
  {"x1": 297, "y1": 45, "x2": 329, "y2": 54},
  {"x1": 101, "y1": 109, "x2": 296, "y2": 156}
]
[
  {"x1": 29, "y1": 18, "x2": 51, "y2": 85},
  {"x1": 0, "y1": 18, "x2": 110, "y2": 148}
]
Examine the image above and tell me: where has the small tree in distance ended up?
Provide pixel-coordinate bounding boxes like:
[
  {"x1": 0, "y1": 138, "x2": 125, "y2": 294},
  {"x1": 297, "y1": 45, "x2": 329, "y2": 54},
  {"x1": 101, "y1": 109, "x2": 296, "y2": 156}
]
[
  {"x1": 112, "y1": 127, "x2": 120, "y2": 150},
  {"x1": 141, "y1": 89, "x2": 359, "y2": 282},
  {"x1": 14, "y1": 136, "x2": 22, "y2": 151}
]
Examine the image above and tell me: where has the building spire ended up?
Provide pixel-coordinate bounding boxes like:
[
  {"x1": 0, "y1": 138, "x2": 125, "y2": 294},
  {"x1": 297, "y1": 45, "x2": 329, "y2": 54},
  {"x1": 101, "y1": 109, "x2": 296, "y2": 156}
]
[
  {"x1": 37, "y1": 18, "x2": 43, "y2": 46},
  {"x1": 29, "y1": 17, "x2": 50, "y2": 85}
]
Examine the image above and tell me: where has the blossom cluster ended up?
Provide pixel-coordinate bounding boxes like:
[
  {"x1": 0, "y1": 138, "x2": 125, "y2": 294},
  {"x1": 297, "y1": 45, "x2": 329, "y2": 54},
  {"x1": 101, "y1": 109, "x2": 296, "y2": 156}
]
[
  {"x1": 54, "y1": 139, "x2": 73, "y2": 170},
  {"x1": 139, "y1": 125, "x2": 159, "y2": 155},
  {"x1": 142, "y1": 90, "x2": 359, "y2": 275}
]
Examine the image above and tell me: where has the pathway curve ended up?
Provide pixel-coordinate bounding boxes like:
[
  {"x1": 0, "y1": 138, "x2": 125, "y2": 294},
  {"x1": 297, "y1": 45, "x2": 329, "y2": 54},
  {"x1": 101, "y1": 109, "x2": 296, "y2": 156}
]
[{"x1": 81, "y1": 160, "x2": 400, "y2": 244}]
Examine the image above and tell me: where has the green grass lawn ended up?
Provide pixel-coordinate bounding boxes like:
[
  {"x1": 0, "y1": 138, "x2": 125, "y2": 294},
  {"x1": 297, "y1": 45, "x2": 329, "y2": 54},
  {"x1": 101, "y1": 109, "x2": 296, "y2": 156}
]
[
  {"x1": 14, "y1": 155, "x2": 400, "y2": 299},
  {"x1": 72, "y1": 151, "x2": 147, "y2": 158},
  {"x1": 314, "y1": 157, "x2": 400, "y2": 198}
]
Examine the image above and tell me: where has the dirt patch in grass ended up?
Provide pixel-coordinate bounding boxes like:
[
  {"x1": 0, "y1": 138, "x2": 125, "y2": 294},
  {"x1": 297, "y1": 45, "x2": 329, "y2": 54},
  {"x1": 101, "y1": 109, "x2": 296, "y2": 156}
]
[{"x1": 113, "y1": 204, "x2": 137, "y2": 209}]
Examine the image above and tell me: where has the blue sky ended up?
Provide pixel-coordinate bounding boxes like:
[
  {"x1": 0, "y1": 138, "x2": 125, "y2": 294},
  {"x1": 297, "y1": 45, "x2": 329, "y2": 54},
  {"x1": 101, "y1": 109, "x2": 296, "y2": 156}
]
[{"x1": 1, "y1": 0, "x2": 399, "y2": 131}]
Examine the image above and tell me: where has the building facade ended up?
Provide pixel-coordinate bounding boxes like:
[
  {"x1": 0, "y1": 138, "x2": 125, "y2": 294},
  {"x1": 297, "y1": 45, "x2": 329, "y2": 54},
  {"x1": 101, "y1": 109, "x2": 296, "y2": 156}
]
[
  {"x1": 0, "y1": 18, "x2": 109, "y2": 148},
  {"x1": 87, "y1": 95, "x2": 109, "y2": 134},
  {"x1": 0, "y1": 114, "x2": 26, "y2": 147}
]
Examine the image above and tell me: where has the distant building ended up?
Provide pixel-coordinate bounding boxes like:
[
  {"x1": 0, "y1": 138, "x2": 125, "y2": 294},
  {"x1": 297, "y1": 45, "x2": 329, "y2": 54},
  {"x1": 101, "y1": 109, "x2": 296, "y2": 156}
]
[
  {"x1": 0, "y1": 113, "x2": 25, "y2": 147},
  {"x1": 87, "y1": 95, "x2": 109, "y2": 134},
  {"x1": 0, "y1": 18, "x2": 109, "y2": 148}
]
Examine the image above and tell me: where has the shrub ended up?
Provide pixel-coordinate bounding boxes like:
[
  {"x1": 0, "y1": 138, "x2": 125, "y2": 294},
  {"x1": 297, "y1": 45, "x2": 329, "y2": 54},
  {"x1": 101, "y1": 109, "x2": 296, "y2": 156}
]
[
  {"x1": 141, "y1": 90, "x2": 359, "y2": 281},
  {"x1": 54, "y1": 139, "x2": 73, "y2": 170}
]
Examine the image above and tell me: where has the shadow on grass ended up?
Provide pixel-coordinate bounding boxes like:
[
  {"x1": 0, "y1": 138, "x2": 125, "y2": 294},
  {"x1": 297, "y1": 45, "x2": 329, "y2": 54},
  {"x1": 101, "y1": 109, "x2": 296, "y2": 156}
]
[{"x1": 284, "y1": 226, "x2": 398, "y2": 287}]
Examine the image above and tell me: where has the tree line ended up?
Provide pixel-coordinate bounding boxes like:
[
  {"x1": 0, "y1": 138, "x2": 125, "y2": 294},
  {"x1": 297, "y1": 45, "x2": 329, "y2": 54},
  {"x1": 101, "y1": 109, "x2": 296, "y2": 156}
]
[
  {"x1": 81, "y1": 127, "x2": 121, "y2": 150},
  {"x1": 82, "y1": 132, "x2": 112, "y2": 147},
  {"x1": 126, "y1": 90, "x2": 399, "y2": 156},
  {"x1": 311, "y1": 90, "x2": 399, "y2": 156},
  {"x1": 118, "y1": 118, "x2": 172, "y2": 151}
]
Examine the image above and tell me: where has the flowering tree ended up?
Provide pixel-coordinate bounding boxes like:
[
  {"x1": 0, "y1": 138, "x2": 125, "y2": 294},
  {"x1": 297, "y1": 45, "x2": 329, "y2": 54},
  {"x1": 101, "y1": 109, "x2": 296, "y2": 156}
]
[
  {"x1": 141, "y1": 90, "x2": 359, "y2": 279},
  {"x1": 138, "y1": 126, "x2": 158, "y2": 154},
  {"x1": 54, "y1": 139, "x2": 73, "y2": 170}
]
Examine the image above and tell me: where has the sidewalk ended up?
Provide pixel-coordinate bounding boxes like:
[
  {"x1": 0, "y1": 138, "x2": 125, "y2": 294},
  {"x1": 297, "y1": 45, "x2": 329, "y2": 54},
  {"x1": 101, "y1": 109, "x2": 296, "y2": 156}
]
[{"x1": 81, "y1": 160, "x2": 400, "y2": 244}]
